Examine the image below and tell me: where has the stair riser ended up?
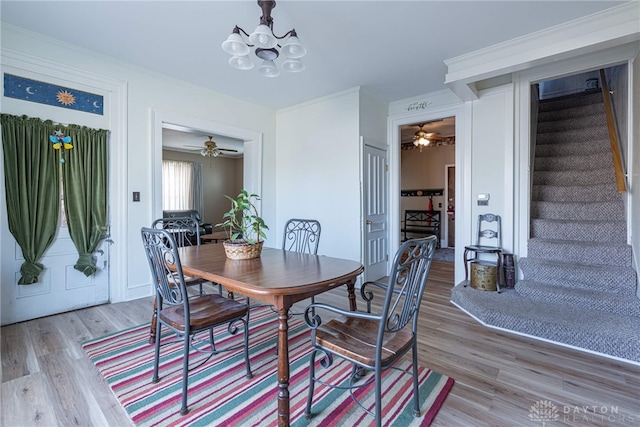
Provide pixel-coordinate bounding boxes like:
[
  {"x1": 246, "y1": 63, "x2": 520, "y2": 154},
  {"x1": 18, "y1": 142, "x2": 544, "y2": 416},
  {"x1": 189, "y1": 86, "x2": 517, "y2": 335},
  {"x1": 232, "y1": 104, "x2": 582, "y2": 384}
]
[
  {"x1": 537, "y1": 116, "x2": 606, "y2": 133},
  {"x1": 533, "y1": 169, "x2": 614, "y2": 186},
  {"x1": 538, "y1": 92, "x2": 604, "y2": 111},
  {"x1": 531, "y1": 201, "x2": 625, "y2": 221},
  {"x1": 519, "y1": 258, "x2": 637, "y2": 293},
  {"x1": 534, "y1": 141, "x2": 608, "y2": 157},
  {"x1": 533, "y1": 153, "x2": 612, "y2": 171},
  {"x1": 538, "y1": 102, "x2": 605, "y2": 121},
  {"x1": 532, "y1": 184, "x2": 620, "y2": 203},
  {"x1": 536, "y1": 127, "x2": 609, "y2": 145},
  {"x1": 515, "y1": 282, "x2": 640, "y2": 317},
  {"x1": 530, "y1": 219, "x2": 626, "y2": 243},
  {"x1": 527, "y1": 239, "x2": 633, "y2": 267}
]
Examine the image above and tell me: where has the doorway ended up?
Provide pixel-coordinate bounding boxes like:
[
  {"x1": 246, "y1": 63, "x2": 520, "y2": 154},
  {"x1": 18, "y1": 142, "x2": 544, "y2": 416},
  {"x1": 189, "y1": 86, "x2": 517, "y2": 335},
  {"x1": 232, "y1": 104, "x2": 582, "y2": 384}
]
[
  {"x1": 399, "y1": 117, "x2": 455, "y2": 251},
  {"x1": 151, "y1": 111, "x2": 262, "y2": 223}
]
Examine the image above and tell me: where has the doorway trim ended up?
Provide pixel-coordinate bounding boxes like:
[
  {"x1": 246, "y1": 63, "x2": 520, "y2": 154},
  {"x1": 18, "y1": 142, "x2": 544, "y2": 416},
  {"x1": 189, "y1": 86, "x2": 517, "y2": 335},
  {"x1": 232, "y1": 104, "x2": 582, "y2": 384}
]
[
  {"x1": 388, "y1": 103, "x2": 465, "y2": 281},
  {"x1": 151, "y1": 111, "x2": 263, "y2": 220}
]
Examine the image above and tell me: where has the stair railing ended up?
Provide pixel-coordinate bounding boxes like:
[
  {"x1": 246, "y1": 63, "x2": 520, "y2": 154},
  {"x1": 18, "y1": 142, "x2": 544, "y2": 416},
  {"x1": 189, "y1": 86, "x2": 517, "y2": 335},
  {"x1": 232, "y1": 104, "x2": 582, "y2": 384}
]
[{"x1": 599, "y1": 69, "x2": 627, "y2": 193}]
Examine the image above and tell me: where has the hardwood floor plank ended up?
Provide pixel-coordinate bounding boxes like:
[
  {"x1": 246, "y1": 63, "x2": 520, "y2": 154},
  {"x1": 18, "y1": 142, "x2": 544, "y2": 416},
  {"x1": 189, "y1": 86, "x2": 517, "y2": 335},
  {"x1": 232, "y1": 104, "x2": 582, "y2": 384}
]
[
  {"x1": 1, "y1": 261, "x2": 639, "y2": 426},
  {"x1": 1, "y1": 323, "x2": 32, "y2": 382},
  {"x1": 1, "y1": 371, "x2": 58, "y2": 426},
  {"x1": 38, "y1": 351, "x2": 94, "y2": 426}
]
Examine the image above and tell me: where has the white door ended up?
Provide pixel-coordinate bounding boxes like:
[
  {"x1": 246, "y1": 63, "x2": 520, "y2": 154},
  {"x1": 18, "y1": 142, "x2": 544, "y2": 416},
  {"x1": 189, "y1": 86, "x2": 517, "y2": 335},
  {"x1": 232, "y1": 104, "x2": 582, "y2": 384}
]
[
  {"x1": 363, "y1": 143, "x2": 389, "y2": 281},
  {"x1": 0, "y1": 63, "x2": 111, "y2": 325}
]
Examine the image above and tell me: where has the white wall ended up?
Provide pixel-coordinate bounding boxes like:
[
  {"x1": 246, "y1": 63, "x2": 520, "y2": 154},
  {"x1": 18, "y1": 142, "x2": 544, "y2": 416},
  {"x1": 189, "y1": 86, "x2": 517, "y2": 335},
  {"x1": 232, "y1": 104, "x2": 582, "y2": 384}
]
[
  {"x1": 468, "y1": 85, "x2": 515, "y2": 255},
  {"x1": 275, "y1": 88, "x2": 362, "y2": 261},
  {"x1": 1, "y1": 25, "x2": 276, "y2": 302}
]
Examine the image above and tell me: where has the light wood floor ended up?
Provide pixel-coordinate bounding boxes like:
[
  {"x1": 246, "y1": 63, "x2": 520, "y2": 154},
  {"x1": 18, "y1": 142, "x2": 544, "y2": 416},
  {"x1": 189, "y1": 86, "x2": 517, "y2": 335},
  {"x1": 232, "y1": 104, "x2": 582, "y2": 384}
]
[{"x1": 2, "y1": 261, "x2": 639, "y2": 426}]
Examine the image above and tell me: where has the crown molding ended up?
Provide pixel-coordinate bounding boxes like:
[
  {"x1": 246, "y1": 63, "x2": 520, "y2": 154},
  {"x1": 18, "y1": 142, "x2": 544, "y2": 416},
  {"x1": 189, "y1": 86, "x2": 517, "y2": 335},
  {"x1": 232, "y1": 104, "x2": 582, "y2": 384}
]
[{"x1": 444, "y1": 2, "x2": 640, "y2": 101}]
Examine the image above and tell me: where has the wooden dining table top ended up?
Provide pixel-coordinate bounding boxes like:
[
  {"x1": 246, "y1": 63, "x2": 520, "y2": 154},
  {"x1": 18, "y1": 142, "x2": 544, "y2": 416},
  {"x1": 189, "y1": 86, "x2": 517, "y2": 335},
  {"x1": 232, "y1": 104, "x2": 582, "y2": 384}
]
[{"x1": 177, "y1": 243, "x2": 364, "y2": 303}]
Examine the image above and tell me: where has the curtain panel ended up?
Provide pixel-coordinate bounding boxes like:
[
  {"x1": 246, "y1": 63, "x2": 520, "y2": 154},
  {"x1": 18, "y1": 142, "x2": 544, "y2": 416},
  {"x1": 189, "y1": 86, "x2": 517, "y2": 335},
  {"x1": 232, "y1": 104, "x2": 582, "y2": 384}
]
[
  {"x1": 1, "y1": 114, "x2": 61, "y2": 284},
  {"x1": 1, "y1": 114, "x2": 108, "y2": 283},
  {"x1": 62, "y1": 125, "x2": 108, "y2": 276}
]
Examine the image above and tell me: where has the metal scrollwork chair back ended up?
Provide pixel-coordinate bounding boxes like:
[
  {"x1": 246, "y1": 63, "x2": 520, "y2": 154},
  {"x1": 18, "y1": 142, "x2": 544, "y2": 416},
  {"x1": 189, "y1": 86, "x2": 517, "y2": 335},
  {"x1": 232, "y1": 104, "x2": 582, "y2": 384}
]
[
  {"x1": 282, "y1": 218, "x2": 321, "y2": 254},
  {"x1": 141, "y1": 227, "x2": 252, "y2": 415},
  {"x1": 281, "y1": 218, "x2": 321, "y2": 315},
  {"x1": 303, "y1": 235, "x2": 437, "y2": 427}
]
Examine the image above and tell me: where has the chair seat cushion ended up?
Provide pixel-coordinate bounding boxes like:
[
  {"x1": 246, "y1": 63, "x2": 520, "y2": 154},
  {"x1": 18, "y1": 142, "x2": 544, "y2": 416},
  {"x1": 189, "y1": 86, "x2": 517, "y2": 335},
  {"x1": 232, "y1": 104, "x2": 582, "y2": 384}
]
[
  {"x1": 159, "y1": 294, "x2": 248, "y2": 332},
  {"x1": 464, "y1": 245, "x2": 502, "y2": 253},
  {"x1": 315, "y1": 316, "x2": 414, "y2": 368}
]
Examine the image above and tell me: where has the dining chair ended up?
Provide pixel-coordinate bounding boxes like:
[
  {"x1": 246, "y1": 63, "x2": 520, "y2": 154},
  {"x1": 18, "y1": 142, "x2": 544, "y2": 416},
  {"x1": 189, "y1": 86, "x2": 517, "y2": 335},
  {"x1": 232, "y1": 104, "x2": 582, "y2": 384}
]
[
  {"x1": 463, "y1": 213, "x2": 503, "y2": 292},
  {"x1": 148, "y1": 216, "x2": 221, "y2": 343},
  {"x1": 141, "y1": 227, "x2": 252, "y2": 415},
  {"x1": 303, "y1": 235, "x2": 437, "y2": 427},
  {"x1": 282, "y1": 218, "x2": 321, "y2": 315}
]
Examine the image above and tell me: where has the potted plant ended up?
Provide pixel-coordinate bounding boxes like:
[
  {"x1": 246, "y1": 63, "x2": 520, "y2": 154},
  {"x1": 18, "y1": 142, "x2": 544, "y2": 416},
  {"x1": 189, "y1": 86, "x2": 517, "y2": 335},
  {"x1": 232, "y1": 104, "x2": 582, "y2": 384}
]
[{"x1": 217, "y1": 190, "x2": 268, "y2": 260}]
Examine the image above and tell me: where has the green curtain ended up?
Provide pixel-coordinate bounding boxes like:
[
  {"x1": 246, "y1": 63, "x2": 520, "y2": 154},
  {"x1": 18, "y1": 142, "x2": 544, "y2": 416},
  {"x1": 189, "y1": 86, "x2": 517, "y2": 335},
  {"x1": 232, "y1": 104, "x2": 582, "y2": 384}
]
[
  {"x1": 62, "y1": 125, "x2": 108, "y2": 276},
  {"x1": 1, "y1": 114, "x2": 60, "y2": 284}
]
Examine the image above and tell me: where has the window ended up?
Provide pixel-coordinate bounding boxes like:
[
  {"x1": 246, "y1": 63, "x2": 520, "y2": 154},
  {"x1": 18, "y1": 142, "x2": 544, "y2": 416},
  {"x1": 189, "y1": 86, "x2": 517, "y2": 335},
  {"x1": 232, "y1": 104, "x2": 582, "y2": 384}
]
[{"x1": 162, "y1": 160, "x2": 202, "y2": 211}]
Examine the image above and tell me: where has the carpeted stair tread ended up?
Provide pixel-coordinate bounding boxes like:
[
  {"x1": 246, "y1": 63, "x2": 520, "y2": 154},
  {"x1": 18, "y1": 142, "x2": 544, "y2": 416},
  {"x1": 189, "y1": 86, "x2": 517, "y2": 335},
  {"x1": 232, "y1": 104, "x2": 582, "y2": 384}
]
[
  {"x1": 514, "y1": 280, "x2": 640, "y2": 317},
  {"x1": 535, "y1": 127, "x2": 609, "y2": 145},
  {"x1": 532, "y1": 183, "x2": 620, "y2": 202},
  {"x1": 533, "y1": 152, "x2": 613, "y2": 172},
  {"x1": 538, "y1": 91, "x2": 603, "y2": 111},
  {"x1": 534, "y1": 140, "x2": 609, "y2": 157},
  {"x1": 450, "y1": 285, "x2": 640, "y2": 363},
  {"x1": 531, "y1": 200, "x2": 625, "y2": 221},
  {"x1": 532, "y1": 168, "x2": 615, "y2": 186},
  {"x1": 530, "y1": 218, "x2": 626, "y2": 242},
  {"x1": 538, "y1": 102, "x2": 605, "y2": 122},
  {"x1": 527, "y1": 238, "x2": 633, "y2": 267},
  {"x1": 537, "y1": 115, "x2": 606, "y2": 133},
  {"x1": 518, "y1": 257, "x2": 637, "y2": 293}
]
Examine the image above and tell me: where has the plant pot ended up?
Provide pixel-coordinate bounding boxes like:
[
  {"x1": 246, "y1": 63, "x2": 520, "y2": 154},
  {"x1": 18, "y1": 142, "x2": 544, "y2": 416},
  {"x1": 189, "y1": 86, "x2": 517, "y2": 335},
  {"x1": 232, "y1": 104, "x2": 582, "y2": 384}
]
[{"x1": 223, "y1": 240, "x2": 263, "y2": 260}]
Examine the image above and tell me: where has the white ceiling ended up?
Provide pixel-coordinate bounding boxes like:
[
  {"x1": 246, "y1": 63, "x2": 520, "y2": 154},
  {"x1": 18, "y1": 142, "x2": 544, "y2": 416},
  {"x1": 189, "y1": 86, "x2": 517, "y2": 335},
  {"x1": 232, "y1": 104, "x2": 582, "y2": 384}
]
[{"x1": 1, "y1": 1, "x2": 623, "y2": 112}]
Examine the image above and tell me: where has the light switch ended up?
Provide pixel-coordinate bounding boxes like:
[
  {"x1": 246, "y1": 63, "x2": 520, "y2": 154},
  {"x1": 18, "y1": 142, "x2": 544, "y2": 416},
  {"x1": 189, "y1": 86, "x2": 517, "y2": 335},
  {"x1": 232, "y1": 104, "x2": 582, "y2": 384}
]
[{"x1": 477, "y1": 193, "x2": 489, "y2": 206}]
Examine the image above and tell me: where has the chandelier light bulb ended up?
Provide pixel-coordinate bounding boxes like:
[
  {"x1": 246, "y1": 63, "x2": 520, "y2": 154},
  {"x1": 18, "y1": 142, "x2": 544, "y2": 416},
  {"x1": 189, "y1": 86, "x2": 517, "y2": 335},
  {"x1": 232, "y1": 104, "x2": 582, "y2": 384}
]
[
  {"x1": 281, "y1": 35, "x2": 306, "y2": 59},
  {"x1": 229, "y1": 55, "x2": 254, "y2": 70},
  {"x1": 282, "y1": 57, "x2": 305, "y2": 73},
  {"x1": 258, "y1": 60, "x2": 280, "y2": 77}
]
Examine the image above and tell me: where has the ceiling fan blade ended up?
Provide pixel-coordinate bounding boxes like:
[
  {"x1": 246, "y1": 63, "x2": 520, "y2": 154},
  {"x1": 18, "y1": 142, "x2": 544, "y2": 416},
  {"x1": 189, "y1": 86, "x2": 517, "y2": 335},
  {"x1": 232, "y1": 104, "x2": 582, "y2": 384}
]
[{"x1": 218, "y1": 148, "x2": 239, "y2": 152}]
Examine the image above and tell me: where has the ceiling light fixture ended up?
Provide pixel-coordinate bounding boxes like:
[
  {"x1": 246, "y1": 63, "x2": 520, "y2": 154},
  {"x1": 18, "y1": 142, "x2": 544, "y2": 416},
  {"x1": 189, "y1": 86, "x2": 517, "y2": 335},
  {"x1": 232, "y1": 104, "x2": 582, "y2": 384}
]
[
  {"x1": 413, "y1": 125, "x2": 432, "y2": 152},
  {"x1": 222, "y1": 0, "x2": 306, "y2": 77}
]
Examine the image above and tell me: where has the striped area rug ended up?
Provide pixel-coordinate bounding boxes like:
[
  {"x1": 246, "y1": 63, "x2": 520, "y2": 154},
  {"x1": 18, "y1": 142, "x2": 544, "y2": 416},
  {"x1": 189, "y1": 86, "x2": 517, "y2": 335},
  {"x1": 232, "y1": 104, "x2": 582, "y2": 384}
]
[{"x1": 83, "y1": 307, "x2": 454, "y2": 426}]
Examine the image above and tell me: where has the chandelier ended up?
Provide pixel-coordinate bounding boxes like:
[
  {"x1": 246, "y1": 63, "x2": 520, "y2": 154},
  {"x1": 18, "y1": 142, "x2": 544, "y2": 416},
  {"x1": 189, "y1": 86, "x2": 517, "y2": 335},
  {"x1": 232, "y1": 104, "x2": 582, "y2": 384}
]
[{"x1": 221, "y1": 0, "x2": 307, "y2": 77}]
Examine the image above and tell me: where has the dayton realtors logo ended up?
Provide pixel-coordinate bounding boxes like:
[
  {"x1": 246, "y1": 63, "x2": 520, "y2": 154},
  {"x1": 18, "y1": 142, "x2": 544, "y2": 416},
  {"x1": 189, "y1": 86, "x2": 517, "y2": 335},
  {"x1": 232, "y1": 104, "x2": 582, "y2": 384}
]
[{"x1": 529, "y1": 400, "x2": 637, "y2": 425}]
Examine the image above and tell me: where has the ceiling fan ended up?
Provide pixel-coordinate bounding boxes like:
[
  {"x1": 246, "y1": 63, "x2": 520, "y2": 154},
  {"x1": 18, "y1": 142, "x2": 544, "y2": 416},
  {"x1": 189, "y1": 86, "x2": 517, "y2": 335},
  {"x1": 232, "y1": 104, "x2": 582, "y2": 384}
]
[
  {"x1": 185, "y1": 136, "x2": 239, "y2": 157},
  {"x1": 402, "y1": 124, "x2": 455, "y2": 151}
]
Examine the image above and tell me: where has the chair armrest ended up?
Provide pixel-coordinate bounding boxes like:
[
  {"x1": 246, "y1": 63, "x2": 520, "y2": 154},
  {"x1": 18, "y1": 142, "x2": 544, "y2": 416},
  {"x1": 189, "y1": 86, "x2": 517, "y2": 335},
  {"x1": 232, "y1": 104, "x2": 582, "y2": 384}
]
[
  {"x1": 360, "y1": 280, "x2": 388, "y2": 313},
  {"x1": 304, "y1": 303, "x2": 381, "y2": 329}
]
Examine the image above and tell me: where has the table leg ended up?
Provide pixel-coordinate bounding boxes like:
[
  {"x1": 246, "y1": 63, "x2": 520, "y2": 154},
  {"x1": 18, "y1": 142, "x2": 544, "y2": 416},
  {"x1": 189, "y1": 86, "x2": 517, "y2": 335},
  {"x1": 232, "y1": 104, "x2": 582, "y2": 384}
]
[
  {"x1": 277, "y1": 307, "x2": 290, "y2": 426},
  {"x1": 346, "y1": 279, "x2": 357, "y2": 311}
]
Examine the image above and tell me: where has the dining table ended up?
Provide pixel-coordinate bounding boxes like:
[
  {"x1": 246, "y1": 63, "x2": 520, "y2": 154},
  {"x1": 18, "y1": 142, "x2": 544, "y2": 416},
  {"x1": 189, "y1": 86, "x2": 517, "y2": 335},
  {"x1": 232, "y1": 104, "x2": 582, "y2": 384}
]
[{"x1": 177, "y1": 243, "x2": 364, "y2": 427}]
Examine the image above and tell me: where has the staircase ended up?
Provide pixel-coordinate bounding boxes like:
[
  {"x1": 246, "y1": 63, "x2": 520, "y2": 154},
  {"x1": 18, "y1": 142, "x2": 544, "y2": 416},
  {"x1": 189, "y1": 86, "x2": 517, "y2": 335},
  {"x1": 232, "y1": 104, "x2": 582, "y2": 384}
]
[{"x1": 451, "y1": 90, "x2": 640, "y2": 363}]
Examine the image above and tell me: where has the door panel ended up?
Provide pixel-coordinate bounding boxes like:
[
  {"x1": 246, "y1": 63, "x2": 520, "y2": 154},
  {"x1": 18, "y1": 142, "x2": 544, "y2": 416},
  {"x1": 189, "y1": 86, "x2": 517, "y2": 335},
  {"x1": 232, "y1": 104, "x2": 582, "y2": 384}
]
[
  {"x1": 363, "y1": 144, "x2": 388, "y2": 281},
  {"x1": 2, "y1": 225, "x2": 109, "y2": 324}
]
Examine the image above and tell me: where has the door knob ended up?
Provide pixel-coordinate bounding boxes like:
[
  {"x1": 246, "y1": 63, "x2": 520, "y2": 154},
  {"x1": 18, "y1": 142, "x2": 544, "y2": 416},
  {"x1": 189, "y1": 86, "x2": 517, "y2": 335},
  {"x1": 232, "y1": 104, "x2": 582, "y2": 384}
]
[{"x1": 366, "y1": 220, "x2": 372, "y2": 225}]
